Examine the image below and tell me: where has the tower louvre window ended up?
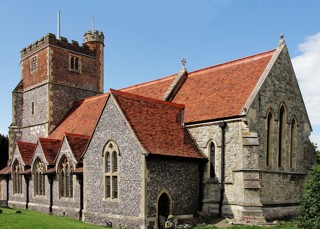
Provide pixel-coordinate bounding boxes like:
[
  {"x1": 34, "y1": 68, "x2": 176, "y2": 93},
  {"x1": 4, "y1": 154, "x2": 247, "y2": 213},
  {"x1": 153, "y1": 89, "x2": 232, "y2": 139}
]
[
  {"x1": 69, "y1": 55, "x2": 81, "y2": 72},
  {"x1": 30, "y1": 56, "x2": 38, "y2": 72}
]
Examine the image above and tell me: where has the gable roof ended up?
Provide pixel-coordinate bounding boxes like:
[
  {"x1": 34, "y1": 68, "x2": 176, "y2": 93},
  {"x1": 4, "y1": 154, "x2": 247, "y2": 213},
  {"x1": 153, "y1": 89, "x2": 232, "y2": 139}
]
[
  {"x1": 64, "y1": 133, "x2": 90, "y2": 162},
  {"x1": 49, "y1": 93, "x2": 109, "y2": 139},
  {"x1": 38, "y1": 138, "x2": 62, "y2": 165},
  {"x1": 121, "y1": 50, "x2": 275, "y2": 123},
  {"x1": 16, "y1": 142, "x2": 37, "y2": 166},
  {"x1": 111, "y1": 89, "x2": 204, "y2": 159}
]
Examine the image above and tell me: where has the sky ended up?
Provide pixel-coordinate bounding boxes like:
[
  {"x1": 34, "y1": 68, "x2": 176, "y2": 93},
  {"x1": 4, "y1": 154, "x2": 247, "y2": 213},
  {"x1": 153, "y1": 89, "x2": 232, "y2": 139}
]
[{"x1": 0, "y1": 0, "x2": 319, "y2": 147}]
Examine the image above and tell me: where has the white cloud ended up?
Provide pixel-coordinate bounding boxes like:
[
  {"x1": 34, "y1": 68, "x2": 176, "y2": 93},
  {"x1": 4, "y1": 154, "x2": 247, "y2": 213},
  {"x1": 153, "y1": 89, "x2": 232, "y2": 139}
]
[
  {"x1": 292, "y1": 33, "x2": 320, "y2": 146},
  {"x1": 292, "y1": 32, "x2": 320, "y2": 126}
]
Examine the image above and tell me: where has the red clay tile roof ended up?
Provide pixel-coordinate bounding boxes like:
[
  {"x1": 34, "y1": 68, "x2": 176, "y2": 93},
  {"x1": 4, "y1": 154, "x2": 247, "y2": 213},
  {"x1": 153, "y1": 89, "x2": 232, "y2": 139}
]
[
  {"x1": 16, "y1": 142, "x2": 36, "y2": 166},
  {"x1": 111, "y1": 89, "x2": 205, "y2": 159},
  {"x1": 38, "y1": 138, "x2": 62, "y2": 165},
  {"x1": 122, "y1": 50, "x2": 275, "y2": 123},
  {"x1": 121, "y1": 74, "x2": 176, "y2": 100},
  {"x1": 49, "y1": 93, "x2": 109, "y2": 139},
  {"x1": 0, "y1": 166, "x2": 11, "y2": 175},
  {"x1": 65, "y1": 133, "x2": 90, "y2": 162}
]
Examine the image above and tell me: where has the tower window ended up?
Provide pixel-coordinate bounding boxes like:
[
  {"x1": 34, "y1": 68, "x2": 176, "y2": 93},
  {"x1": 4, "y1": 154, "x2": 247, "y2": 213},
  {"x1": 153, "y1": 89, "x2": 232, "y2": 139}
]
[
  {"x1": 69, "y1": 55, "x2": 81, "y2": 72},
  {"x1": 30, "y1": 56, "x2": 38, "y2": 72},
  {"x1": 31, "y1": 102, "x2": 35, "y2": 115}
]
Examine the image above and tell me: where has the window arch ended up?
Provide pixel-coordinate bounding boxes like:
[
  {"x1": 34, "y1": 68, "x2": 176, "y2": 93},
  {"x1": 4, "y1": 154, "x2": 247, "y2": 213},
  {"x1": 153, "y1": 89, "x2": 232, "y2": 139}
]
[
  {"x1": 266, "y1": 111, "x2": 274, "y2": 167},
  {"x1": 290, "y1": 118, "x2": 297, "y2": 169},
  {"x1": 278, "y1": 105, "x2": 286, "y2": 168},
  {"x1": 58, "y1": 156, "x2": 73, "y2": 198},
  {"x1": 12, "y1": 160, "x2": 22, "y2": 194},
  {"x1": 104, "y1": 141, "x2": 119, "y2": 199},
  {"x1": 33, "y1": 158, "x2": 45, "y2": 196},
  {"x1": 209, "y1": 142, "x2": 215, "y2": 178}
]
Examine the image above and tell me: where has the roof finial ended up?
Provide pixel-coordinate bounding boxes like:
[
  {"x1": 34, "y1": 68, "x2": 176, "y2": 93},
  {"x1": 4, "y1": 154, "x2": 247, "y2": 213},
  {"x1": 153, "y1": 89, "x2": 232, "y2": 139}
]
[
  {"x1": 278, "y1": 33, "x2": 286, "y2": 46},
  {"x1": 181, "y1": 58, "x2": 187, "y2": 70}
]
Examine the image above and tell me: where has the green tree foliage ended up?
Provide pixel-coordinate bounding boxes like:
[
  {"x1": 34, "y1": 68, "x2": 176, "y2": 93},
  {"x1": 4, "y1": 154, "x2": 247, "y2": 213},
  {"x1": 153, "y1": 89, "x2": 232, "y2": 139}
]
[
  {"x1": 0, "y1": 134, "x2": 9, "y2": 169},
  {"x1": 299, "y1": 164, "x2": 320, "y2": 228}
]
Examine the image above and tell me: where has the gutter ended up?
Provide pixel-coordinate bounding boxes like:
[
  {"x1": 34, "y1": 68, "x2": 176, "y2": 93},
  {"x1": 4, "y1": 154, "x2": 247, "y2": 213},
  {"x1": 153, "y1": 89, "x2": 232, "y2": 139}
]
[{"x1": 218, "y1": 122, "x2": 226, "y2": 217}]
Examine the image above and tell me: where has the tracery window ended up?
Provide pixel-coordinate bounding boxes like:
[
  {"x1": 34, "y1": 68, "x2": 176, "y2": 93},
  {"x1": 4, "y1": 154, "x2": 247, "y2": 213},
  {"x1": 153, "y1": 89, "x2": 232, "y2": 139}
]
[
  {"x1": 209, "y1": 142, "x2": 215, "y2": 178},
  {"x1": 290, "y1": 118, "x2": 297, "y2": 169},
  {"x1": 34, "y1": 158, "x2": 45, "y2": 196},
  {"x1": 104, "y1": 141, "x2": 119, "y2": 199},
  {"x1": 13, "y1": 160, "x2": 22, "y2": 194},
  {"x1": 278, "y1": 105, "x2": 286, "y2": 168},
  {"x1": 266, "y1": 111, "x2": 274, "y2": 167},
  {"x1": 58, "y1": 156, "x2": 73, "y2": 198}
]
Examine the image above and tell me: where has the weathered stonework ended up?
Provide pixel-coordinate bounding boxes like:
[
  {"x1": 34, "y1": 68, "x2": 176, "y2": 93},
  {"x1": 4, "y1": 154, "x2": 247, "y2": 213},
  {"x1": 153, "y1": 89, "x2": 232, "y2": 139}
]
[{"x1": 84, "y1": 98, "x2": 144, "y2": 228}]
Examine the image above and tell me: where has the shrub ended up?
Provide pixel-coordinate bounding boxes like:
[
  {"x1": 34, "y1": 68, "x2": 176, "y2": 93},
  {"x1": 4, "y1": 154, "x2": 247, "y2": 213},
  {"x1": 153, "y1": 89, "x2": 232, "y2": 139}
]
[{"x1": 299, "y1": 164, "x2": 320, "y2": 228}]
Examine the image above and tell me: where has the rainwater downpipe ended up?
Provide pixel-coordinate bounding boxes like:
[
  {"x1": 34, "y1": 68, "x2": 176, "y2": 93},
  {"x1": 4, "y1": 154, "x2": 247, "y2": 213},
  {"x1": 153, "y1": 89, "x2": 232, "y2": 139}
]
[
  {"x1": 49, "y1": 176, "x2": 53, "y2": 214},
  {"x1": 25, "y1": 176, "x2": 29, "y2": 209},
  {"x1": 218, "y1": 121, "x2": 226, "y2": 217}
]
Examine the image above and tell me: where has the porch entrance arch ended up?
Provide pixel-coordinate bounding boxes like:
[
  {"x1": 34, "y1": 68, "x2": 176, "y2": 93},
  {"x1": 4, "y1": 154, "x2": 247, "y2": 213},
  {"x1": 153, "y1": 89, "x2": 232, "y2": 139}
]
[{"x1": 157, "y1": 192, "x2": 171, "y2": 229}]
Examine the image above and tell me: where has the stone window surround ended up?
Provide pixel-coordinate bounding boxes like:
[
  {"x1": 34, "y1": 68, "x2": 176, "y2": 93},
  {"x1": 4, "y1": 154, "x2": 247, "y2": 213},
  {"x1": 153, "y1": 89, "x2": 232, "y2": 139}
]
[
  {"x1": 33, "y1": 158, "x2": 45, "y2": 196},
  {"x1": 69, "y1": 54, "x2": 81, "y2": 73},
  {"x1": 103, "y1": 141, "x2": 120, "y2": 201},
  {"x1": 12, "y1": 159, "x2": 23, "y2": 195},
  {"x1": 209, "y1": 141, "x2": 216, "y2": 179},
  {"x1": 289, "y1": 117, "x2": 297, "y2": 169},
  {"x1": 58, "y1": 156, "x2": 73, "y2": 199},
  {"x1": 278, "y1": 105, "x2": 287, "y2": 168},
  {"x1": 266, "y1": 109, "x2": 274, "y2": 168},
  {"x1": 30, "y1": 54, "x2": 38, "y2": 73}
]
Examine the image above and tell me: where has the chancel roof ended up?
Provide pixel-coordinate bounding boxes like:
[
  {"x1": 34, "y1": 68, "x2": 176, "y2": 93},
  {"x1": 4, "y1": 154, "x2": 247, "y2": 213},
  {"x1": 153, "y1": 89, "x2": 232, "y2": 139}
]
[{"x1": 121, "y1": 50, "x2": 275, "y2": 123}]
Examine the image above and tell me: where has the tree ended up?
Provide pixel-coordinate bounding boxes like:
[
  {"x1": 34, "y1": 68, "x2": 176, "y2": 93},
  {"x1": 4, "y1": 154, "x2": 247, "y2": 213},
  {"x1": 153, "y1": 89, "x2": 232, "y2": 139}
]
[
  {"x1": 312, "y1": 142, "x2": 320, "y2": 164},
  {"x1": 0, "y1": 134, "x2": 9, "y2": 169},
  {"x1": 299, "y1": 164, "x2": 320, "y2": 228}
]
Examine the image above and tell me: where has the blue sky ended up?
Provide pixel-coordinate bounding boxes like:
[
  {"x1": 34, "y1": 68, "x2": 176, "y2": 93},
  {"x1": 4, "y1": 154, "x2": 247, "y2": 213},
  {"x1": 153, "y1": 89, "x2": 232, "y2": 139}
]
[{"x1": 0, "y1": 0, "x2": 319, "y2": 147}]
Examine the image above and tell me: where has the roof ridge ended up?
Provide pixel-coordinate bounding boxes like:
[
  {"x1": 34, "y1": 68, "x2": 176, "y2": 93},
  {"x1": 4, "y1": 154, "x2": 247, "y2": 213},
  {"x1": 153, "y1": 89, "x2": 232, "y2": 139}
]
[
  {"x1": 38, "y1": 137, "x2": 61, "y2": 142},
  {"x1": 189, "y1": 49, "x2": 276, "y2": 75},
  {"x1": 64, "y1": 132, "x2": 91, "y2": 138},
  {"x1": 110, "y1": 89, "x2": 185, "y2": 109},
  {"x1": 17, "y1": 141, "x2": 37, "y2": 146}
]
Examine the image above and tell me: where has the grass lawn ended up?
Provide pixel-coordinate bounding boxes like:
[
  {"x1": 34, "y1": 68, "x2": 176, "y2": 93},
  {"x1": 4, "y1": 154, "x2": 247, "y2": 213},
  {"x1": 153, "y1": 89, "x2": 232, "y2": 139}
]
[
  {"x1": 0, "y1": 207, "x2": 299, "y2": 229},
  {"x1": 0, "y1": 207, "x2": 107, "y2": 229}
]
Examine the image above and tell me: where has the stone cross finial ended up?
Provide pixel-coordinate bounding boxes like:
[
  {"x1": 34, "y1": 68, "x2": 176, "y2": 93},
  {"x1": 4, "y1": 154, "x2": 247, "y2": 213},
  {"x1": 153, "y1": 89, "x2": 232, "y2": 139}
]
[
  {"x1": 181, "y1": 58, "x2": 187, "y2": 70},
  {"x1": 278, "y1": 33, "x2": 286, "y2": 46}
]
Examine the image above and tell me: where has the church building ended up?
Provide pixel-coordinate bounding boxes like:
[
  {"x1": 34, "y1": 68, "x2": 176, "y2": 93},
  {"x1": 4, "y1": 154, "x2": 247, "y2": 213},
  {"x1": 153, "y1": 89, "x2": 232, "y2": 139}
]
[{"x1": 0, "y1": 30, "x2": 316, "y2": 228}]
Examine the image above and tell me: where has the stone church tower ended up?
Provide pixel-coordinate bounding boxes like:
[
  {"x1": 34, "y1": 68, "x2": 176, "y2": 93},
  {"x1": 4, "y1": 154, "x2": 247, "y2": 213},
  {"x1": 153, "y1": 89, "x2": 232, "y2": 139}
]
[{"x1": 8, "y1": 30, "x2": 104, "y2": 159}]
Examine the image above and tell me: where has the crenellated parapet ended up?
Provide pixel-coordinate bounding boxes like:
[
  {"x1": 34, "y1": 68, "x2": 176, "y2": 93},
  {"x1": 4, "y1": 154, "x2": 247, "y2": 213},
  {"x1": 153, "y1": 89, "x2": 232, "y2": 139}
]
[
  {"x1": 83, "y1": 30, "x2": 104, "y2": 44},
  {"x1": 21, "y1": 33, "x2": 96, "y2": 59}
]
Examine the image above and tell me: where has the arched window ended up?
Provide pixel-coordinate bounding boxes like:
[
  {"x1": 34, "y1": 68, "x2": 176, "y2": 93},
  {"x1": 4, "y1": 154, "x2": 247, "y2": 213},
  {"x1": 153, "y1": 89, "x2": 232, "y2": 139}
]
[
  {"x1": 13, "y1": 160, "x2": 22, "y2": 194},
  {"x1": 58, "y1": 156, "x2": 73, "y2": 198},
  {"x1": 209, "y1": 142, "x2": 215, "y2": 178},
  {"x1": 278, "y1": 105, "x2": 286, "y2": 168},
  {"x1": 290, "y1": 118, "x2": 297, "y2": 169},
  {"x1": 104, "y1": 142, "x2": 119, "y2": 199},
  {"x1": 33, "y1": 158, "x2": 45, "y2": 196},
  {"x1": 266, "y1": 111, "x2": 274, "y2": 167}
]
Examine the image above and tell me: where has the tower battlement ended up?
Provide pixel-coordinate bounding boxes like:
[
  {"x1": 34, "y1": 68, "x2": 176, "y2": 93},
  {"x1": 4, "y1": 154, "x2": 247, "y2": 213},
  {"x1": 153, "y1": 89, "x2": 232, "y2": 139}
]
[
  {"x1": 21, "y1": 33, "x2": 96, "y2": 59},
  {"x1": 83, "y1": 30, "x2": 104, "y2": 44}
]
